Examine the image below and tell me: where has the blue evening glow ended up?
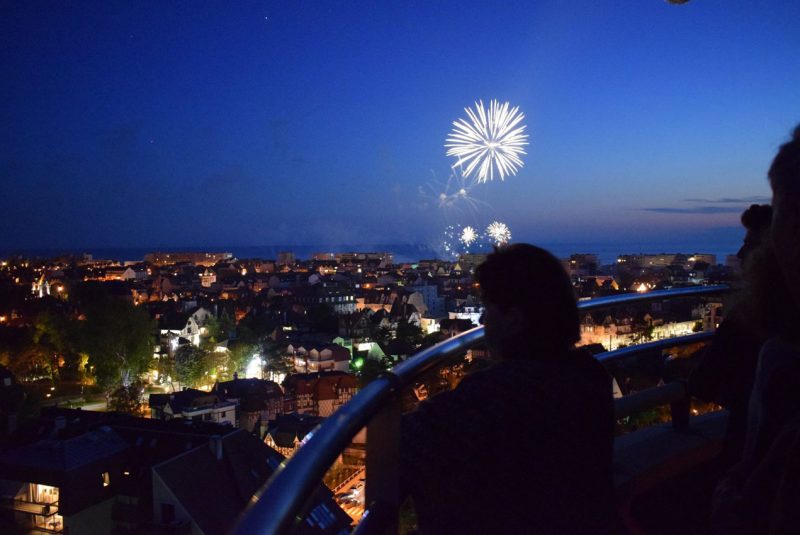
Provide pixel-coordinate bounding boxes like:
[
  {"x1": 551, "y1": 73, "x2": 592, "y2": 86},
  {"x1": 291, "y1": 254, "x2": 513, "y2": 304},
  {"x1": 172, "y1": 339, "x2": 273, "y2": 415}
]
[{"x1": 1, "y1": 1, "x2": 798, "y2": 256}]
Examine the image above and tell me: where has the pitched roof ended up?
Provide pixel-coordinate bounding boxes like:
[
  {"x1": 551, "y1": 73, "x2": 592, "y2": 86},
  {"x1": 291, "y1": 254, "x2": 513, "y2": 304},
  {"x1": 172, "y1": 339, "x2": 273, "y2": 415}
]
[
  {"x1": 150, "y1": 389, "x2": 222, "y2": 413},
  {"x1": 153, "y1": 430, "x2": 280, "y2": 535},
  {"x1": 153, "y1": 429, "x2": 350, "y2": 534},
  {"x1": 0, "y1": 426, "x2": 129, "y2": 472},
  {"x1": 215, "y1": 378, "x2": 283, "y2": 399},
  {"x1": 301, "y1": 344, "x2": 350, "y2": 363},
  {"x1": 159, "y1": 311, "x2": 191, "y2": 330},
  {"x1": 266, "y1": 413, "x2": 324, "y2": 448}
]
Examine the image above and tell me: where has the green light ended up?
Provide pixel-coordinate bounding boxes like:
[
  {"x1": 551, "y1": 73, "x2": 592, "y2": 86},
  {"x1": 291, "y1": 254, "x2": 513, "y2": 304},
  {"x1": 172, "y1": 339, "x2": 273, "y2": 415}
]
[{"x1": 354, "y1": 358, "x2": 364, "y2": 370}]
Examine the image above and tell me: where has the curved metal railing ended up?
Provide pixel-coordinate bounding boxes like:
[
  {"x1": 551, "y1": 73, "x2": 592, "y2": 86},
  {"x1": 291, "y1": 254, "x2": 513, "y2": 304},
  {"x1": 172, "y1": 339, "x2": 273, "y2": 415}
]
[{"x1": 233, "y1": 285, "x2": 729, "y2": 534}]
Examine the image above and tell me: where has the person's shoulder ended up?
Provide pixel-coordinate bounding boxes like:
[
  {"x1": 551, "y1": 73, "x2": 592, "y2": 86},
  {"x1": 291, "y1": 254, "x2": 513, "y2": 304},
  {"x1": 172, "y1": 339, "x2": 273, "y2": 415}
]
[
  {"x1": 401, "y1": 372, "x2": 490, "y2": 445},
  {"x1": 758, "y1": 337, "x2": 800, "y2": 376},
  {"x1": 761, "y1": 337, "x2": 800, "y2": 358},
  {"x1": 405, "y1": 374, "x2": 480, "y2": 420},
  {"x1": 461, "y1": 360, "x2": 543, "y2": 388},
  {"x1": 568, "y1": 348, "x2": 611, "y2": 376},
  {"x1": 467, "y1": 353, "x2": 607, "y2": 386},
  {"x1": 439, "y1": 365, "x2": 504, "y2": 399},
  {"x1": 413, "y1": 363, "x2": 525, "y2": 413}
]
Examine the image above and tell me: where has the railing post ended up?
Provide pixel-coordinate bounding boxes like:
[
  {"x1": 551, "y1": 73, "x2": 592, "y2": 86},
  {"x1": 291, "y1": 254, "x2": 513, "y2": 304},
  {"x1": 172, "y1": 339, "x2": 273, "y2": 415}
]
[{"x1": 365, "y1": 380, "x2": 402, "y2": 533}]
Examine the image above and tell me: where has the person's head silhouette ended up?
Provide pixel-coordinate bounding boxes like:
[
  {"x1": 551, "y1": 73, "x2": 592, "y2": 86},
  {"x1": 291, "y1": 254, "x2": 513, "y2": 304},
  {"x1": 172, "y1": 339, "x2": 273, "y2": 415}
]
[
  {"x1": 737, "y1": 204, "x2": 772, "y2": 262},
  {"x1": 769, "y1": 125, "x2": 800, "y2": 309},
  {"x1": 475, "y1": 243, "x2": 579, "y2": 360}
]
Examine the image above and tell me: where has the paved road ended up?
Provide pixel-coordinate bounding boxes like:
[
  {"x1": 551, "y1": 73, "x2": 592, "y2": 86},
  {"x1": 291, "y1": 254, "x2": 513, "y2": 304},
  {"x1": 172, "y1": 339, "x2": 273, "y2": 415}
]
[{"x1": 79, "y1": 400, "x2": 108, "y2": 411}]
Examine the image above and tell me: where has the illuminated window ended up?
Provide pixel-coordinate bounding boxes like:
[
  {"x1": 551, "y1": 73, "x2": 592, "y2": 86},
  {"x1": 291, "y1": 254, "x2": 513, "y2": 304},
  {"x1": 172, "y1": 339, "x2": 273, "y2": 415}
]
[{"x1": 102, "y1": 472, "x2": 110, "y2": 487}]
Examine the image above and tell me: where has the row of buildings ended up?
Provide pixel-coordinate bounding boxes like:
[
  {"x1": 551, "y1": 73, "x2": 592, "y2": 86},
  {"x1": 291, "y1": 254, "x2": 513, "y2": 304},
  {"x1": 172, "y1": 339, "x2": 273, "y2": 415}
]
[
  {"x1": 1, "y1": 249, "x2": 733, "y2": 382},
  {"x1": 149, "y1": 372, "x2": 357, "y2": 429},
  {"x1": 147, "y1": 371, "x2": 362, "y2": 460},
  {"x1": 0, "y1": 405, "x2": 351, "y2": 534}
]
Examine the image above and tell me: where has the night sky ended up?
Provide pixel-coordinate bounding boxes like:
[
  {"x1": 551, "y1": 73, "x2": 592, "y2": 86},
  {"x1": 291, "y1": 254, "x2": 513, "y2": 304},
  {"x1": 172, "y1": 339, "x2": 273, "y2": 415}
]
[{"x1": 2, "y1": 1, "x2": 799, "y2": 252}]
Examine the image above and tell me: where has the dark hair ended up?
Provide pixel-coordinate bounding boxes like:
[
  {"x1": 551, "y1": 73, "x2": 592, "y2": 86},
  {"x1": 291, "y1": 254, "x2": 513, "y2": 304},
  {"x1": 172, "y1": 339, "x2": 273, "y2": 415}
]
[
  {"x1": 475, "y1": 243, "x2": 580, "y2": 348},
  {"x1": 741, "y1": 204, "x2": 772, "y2": 232},
  {"x1": 739, "y1": 242, "x2": 800, "y2": 342},
  {"x1": 768, "y1": 125, "x2": 800, "y2": 194}
]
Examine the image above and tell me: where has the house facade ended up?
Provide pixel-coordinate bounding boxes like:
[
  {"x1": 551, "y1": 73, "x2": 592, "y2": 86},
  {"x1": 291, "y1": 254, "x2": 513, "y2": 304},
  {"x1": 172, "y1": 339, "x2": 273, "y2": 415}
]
[
  {"x1": 0, "y1": 424, "x2": 129, "y2": 534},
  {"x1": 282, "y1": 372, "x2": 359, "y2": 417},
  {"x1": 149, "y1": 389, "x2": 236, "y2": 426},
  {"x1": 290, "y1": 343, "x2": 351, "y2": 373}
]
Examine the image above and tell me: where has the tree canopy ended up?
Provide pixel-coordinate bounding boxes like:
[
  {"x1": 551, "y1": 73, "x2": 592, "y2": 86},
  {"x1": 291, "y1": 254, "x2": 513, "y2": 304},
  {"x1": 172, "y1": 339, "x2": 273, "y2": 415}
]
[
  {"x1": 81, "y1": 299, "x2": 155, "y2": 390},
  {"x1": 173, "y1": 345, "x2": 208, "y2": 387},
  {"x1": 109, "y1": 380, "x2": 146, "y2": 414}
]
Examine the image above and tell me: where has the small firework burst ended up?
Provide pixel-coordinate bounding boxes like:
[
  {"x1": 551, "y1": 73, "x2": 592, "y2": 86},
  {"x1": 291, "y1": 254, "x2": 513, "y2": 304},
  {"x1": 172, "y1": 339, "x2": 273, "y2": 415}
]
[
  {"x1": 461, "y1": 226, "x2": 477, "y2": 246},
  {"x1": 445, "y1": 99, "x2": 529, "y2": 183},
  {"x1": 486, "y1": 221, "x2": 511, "y2": 245},
  {"x1": 441, "y1": 224, "x2": 484, "y2": 259}
]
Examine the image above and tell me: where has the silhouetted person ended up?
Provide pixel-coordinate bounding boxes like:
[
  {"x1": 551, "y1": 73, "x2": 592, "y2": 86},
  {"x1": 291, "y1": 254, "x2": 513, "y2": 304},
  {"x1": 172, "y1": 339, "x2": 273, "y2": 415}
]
[
  {"x1": 736, "y1": 204, "x2": 773, "y2": 263},
  {"x1": 770, "y1": 127, "x2": 800, "y2": 309},
  {"x1": 712, "y1": 125, "x2": 800, "y2": 534},
  {"x1": 742, "y1": 126, "x2": 800, "y2": 464},
  {"x1": 690, "y1": 204, "x2": 773, "y2": 463},
  {"x1": 400, "y1": 244, "x2": 615, "y2": 534}
]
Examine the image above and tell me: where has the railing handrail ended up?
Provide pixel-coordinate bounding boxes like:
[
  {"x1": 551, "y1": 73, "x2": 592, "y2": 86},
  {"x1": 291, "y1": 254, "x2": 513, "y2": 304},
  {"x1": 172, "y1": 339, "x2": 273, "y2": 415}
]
[
  {"x1": 576, "y1": 284, "x2": 728, "y2": 311},
  {"x1": 233, "y1": 284, "x2": 729, "y2": 534},
  {"x1": 390, "y1": 284, "x2": 728, "y2": 384},
  {"x1": 596, "y1": 331, "x2": 715, "y2": 364}
]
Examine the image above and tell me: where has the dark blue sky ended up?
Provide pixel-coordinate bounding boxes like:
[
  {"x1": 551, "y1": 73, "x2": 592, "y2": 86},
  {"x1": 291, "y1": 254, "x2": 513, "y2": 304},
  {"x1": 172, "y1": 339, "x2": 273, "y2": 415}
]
[{"x1": 2, "y1": 1, "x2": 798, "y2": 251}]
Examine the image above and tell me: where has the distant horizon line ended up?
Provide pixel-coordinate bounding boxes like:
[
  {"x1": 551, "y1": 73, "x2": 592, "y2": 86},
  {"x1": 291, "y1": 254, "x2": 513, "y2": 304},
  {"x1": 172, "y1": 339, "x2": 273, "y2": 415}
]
[
  {"x1": 0, "y1": 238, "x2": 741, "y2": 250},
  {"x1": 0, "y1": 240, "x2": 739, "y2": 266}
]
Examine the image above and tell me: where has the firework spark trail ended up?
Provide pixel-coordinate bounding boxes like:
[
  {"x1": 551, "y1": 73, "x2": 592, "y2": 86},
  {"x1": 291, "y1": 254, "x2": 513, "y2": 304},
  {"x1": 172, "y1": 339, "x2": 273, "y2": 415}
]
[
  {"x1": 418, "y1": 169, "x2": 492, "y2": 220},
  {"x1": 445, "y1": 99, "x2": 529, "y2": 183},
  {"x1": 440, "y1": 225, "x2": 459, "y2": 259},
  {"x1": 486, "y1": 221, "x2": 511, "y2": 245}
]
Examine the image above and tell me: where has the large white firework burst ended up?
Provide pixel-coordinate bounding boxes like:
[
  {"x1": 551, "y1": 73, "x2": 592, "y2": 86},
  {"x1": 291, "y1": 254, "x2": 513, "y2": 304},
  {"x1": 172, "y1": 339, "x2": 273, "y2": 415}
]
[
  {"x1": 486, "y1": 221, "x2": 511, "y2": 245},
  {"x1": 460, "y1": 226, "x2": 477, "y2": 246},
  {"x1": 445, "y1": 99, "x2": 529, "y2": 183}
]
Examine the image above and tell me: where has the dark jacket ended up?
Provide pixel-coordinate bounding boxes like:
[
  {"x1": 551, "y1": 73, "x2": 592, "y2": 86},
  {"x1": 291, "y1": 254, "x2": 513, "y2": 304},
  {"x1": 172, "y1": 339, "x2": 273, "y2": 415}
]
[
  {"x1": 690, "y1": 304, "x2": 765, "y2": 462},
  {"x1": 400, "y1": 349, "x2": 615, "y2": 534},
  {"x1": 712, "y1": 338, "x2": 800, "y2": 534}
]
